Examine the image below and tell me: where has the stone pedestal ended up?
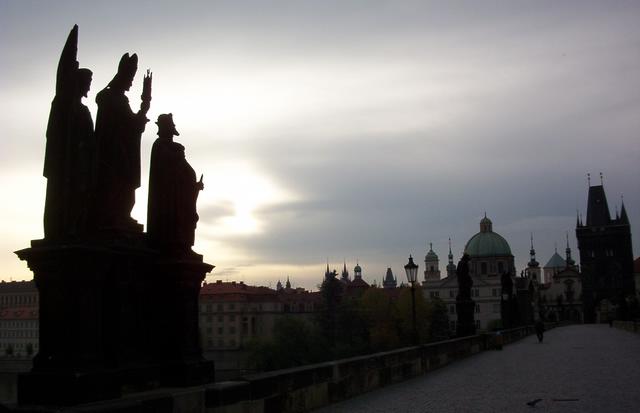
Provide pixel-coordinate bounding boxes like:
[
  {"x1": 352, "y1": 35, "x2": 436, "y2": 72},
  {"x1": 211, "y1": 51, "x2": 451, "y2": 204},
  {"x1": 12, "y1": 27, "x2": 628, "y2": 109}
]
[
  {"x1": 15, "y1": 238, "x2": 214, "y2": 406},
  {"x1": 456, "y1": 298, "x2": 476, "y2": 337}
]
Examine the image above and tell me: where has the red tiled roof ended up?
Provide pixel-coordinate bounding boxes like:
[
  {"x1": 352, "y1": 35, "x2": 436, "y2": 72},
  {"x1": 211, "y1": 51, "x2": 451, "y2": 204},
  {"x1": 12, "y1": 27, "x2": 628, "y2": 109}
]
[
  {"x1": 200, "y1": 281, "x2": 275, "y2": 295},
  {"x1": 0, "y1": 306, "x2": 38, "y2": 320},
  {"x1": 200, "y1": 281, "x2": 322, "y2": 304}
]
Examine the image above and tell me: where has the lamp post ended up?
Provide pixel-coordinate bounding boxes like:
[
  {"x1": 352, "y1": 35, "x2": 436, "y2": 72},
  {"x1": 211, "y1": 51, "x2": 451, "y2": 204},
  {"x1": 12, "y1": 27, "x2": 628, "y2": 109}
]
[{"x1": 404, "y1": 254, "x2": 419, "y2": 345}]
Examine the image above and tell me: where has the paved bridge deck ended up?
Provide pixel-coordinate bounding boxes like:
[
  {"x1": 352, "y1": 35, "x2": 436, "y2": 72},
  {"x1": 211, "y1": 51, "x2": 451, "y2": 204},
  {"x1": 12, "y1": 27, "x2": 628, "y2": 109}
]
[{"x1": 316, "y1": 325, "x2": 640, "y2": 412}]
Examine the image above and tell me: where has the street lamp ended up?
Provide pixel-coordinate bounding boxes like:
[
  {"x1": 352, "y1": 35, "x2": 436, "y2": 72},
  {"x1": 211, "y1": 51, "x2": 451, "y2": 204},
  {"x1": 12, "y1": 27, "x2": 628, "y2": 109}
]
[{"x1": 404, "y1": 254, "x2": 419, "y2": 345}]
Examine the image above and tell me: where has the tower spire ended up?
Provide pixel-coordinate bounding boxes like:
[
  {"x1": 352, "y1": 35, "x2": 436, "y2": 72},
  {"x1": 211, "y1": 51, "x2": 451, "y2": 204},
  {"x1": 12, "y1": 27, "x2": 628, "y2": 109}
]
[
  {"x1": 620, "y1": 195, "x2": 629, "y2": 224},
  {"x1": 565, "y1": 231, "x2": 574, "y2": 267},
  {"x1": 528, "y1": 233, "x2": 539, "y2": 268},
  {"x1": 576, "y1": 209, "x2": 580, "y2": 228},
  {"x1": 587, "y1": 173, "x2": 591, "y2": 186}
]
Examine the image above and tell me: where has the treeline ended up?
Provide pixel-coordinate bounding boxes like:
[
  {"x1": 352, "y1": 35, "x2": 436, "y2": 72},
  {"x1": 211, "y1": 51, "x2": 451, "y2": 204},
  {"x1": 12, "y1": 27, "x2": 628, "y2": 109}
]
[{"x1": 247, "y1": 277, "x2": 449, "y2": 372}]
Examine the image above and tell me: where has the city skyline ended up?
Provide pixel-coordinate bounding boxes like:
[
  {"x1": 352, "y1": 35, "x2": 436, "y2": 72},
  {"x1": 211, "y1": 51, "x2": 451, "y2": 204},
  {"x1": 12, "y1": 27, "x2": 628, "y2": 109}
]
[{"x1": 1, "y1": 1, "x2": 639, "y2": 290}]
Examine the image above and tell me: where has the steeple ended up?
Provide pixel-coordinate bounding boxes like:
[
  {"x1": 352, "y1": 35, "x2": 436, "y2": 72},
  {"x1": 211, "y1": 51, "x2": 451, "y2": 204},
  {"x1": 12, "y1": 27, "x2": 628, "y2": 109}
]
[
  {"x1": 424, "y1": 243, "x2": 441, "y2": 281},
  {"x1": 383, "y1": 268, "x2": 397, "y2": 289},
  {"x1": 285, "y1": 276, "x2": 291, "y2": 289},
  {"x1": 565, "y1": 232, "x2": 575, "y2": 267},
  {"x1": 528, "y1": 233, "x2": 539, "y2": 268},
  {"x1": 276, "y1": 280, "x2": 283, "y2": 291},
  {"x1": 576, "y1": 210, "x2": 581, "y2": 228},
  {"x1": 620, "y1": 195, "x2": 630, "y2": 225},
  {"x1": 341, "y1": 260, "x2": 350, "y2": 281},
  {"x1": 353, "y1": 260, "x2": 362, "y2": 280},
  {"x1": 446, "y1": 238, "x2": 456, "y2": 278}
]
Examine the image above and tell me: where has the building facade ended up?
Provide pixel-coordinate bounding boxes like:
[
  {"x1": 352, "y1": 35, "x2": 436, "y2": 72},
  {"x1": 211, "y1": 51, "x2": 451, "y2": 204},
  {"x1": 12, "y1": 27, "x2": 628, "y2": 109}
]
[
  {"x1": 0, "y1": 306, "x2": 39, "y2": 358},
  {"x1": 0, "y1": 281, "x2": 38, "y2": 309},
  {"x1": 423, "y1": 216, "x2": 519, "y2": 332},
  {"x1": 198, "y1": 281, "x2": 320, "y2": 352}
]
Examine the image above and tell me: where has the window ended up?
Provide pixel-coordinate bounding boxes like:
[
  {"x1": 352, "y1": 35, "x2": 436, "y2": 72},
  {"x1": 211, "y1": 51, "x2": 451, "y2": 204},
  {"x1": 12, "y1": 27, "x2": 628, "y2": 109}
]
[
  {"x1": 475, "y1": 304, "x2": 480, "y2": 313},
  {"x1": 229, "y1": 326, "x2": 236, "y2": 334},
  {"x1": 475, "y1": 320, "x2": 481, "y2": 329},
  {"x1": 449, "y1": 321, "x2": 456, "y2": 331},
  {"x1": 474, "y1": 288, "x2": 480, "y2": 297},
  {"x1": 498, "y1": 262, "x2": 504, "y2": 273},
  {"x1": 229, "y1": 315, "x2": 235, "y2": 322},
  {"x1": 228, "y1": 304, "x2": 235, "y2": 311},
  {"x1": 430, "y1": 266, "x2": 434, "y2": 272},
  {"x1": 492, "y1": 288, "x2": 497, "y2": 297},
  {"x1": 481, "y1": 262, "x2": 487, "y2": 275},
  {"x1": 217, "y1": 327, "x2": 223, "y2": 335},
  {"x1": 217, "y1": 304, "x2": 223, "y2": 312},
  {"x1": 217, "y1": 315, "x2": 223, "y2": 322},
  {"x1": 493, "y1": 303, "x2": 500, "y2": 313},
  {"x1": 449, "y1": 305, "x2": 455, "y2": 315},
  {"x1": 449, "y1": 290, "x2": 455, "y2": 298},
  {"x1": 206, "y1": 304, "x2": 212, "y2": 312}
]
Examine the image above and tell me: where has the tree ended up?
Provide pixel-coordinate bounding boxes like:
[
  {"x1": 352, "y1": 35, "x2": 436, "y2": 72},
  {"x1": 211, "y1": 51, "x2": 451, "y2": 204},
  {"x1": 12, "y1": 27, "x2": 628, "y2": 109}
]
[
  {"x1": 426, "y1": 297, "x2": 450, "y2": 342},
  {"x1": 316, "y1": 274, "x2": 343, "y2": 347},
  {"x1": 247, "y1": 317, "x2": 327, "y2": 371},
  {"x1": 360, "y1": 288, "x2": 400, "y2": 351},
  {"x1": 395, "y1": 287, "x2": 428, "y2": 345}
]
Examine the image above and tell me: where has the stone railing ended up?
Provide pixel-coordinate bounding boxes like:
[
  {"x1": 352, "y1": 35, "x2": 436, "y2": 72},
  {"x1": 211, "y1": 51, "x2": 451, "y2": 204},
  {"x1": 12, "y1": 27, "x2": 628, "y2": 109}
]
[
  {"x1": 5, "y1": 324, "x2": 565, "y2": 412},
  {"x1": 612, "y1": 320, "x2": 640, "y2": 334},
  {"x1": 207, "y1": 325, "x2": 547, "y2": 413}
]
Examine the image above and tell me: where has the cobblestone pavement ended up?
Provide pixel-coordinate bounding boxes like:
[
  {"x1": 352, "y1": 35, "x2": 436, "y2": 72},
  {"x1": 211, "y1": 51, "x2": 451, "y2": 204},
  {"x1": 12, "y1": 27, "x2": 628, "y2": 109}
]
[{"x1": 315, "y1": 325, "x2": 640, "y2": 413}]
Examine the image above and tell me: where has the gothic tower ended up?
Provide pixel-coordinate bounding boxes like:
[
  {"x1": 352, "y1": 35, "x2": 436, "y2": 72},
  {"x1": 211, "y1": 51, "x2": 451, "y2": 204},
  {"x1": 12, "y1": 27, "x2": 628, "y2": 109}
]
[{"x1": 576, "y1": 175, "x2": 634, "y2": 322}]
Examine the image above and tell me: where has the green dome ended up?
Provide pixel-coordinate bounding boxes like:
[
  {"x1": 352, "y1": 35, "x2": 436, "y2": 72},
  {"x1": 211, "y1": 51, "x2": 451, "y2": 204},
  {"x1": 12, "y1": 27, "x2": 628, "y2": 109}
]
[
  {"x1": 464, "y1": 232, "x2": 512, "y2": 257},
  {"x1": 464, "y1": 215, "x2": 512, "y2": 257}
]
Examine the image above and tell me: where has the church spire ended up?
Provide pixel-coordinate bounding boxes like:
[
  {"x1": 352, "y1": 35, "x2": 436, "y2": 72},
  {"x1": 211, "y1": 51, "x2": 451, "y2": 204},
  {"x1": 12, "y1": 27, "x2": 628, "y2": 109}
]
[
  {"x1": 620, "y1": 195, "x2": 630, "y2": 225},
  {"x1": 528, "y1": 233, "x2": 539, "y2": 268},
  {"x1": 286, "y1": 276, "x2": 291, "y2": 289},
  {"x1": 565, "y1": 232, "x2": 575, "y2": 267},
  {"x1": 341, "y1": 260, "x2": 350, "y2": 281},
  {"x1": 446, "y1": 238, "x2": 456, "y2": 278}
]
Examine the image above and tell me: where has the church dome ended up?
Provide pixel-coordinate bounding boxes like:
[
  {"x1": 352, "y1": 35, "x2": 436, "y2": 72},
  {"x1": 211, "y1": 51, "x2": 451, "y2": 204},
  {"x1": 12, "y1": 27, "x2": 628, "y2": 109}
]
[{"x1": 464, "y1": 216, "x2": 512, "y2": 257}]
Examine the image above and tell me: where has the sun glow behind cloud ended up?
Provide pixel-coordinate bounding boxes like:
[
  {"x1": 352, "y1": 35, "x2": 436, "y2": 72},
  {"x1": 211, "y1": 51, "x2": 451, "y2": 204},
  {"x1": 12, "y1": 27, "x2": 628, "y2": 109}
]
[{"x1": 198, "y1": 160, "x2": 295, "y2": 237}]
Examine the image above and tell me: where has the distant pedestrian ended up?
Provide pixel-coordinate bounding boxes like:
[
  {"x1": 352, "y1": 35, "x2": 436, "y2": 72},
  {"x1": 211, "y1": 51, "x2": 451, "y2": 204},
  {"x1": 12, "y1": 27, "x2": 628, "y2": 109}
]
[{"x1": 535, "y1": 320, "x2": 544, "y2": 343}]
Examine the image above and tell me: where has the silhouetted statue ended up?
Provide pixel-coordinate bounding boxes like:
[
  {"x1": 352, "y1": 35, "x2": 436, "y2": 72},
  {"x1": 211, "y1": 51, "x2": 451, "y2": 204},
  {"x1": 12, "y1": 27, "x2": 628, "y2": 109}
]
[
  {"x1": 147, "y1": 114, "x2": 203, "y2": 251},
  {"x1": 456, "y1": 253, "x2": 472, "y2": 300},
  {"x1": 501, "y1": 271, "x2": 513, "y2": 297},
  {"x1": 94, "y1": 53, "x2": 151, "y2": 231},
  {"x1": 43, "y1": 25, "x2": 95, "y2": 239}
]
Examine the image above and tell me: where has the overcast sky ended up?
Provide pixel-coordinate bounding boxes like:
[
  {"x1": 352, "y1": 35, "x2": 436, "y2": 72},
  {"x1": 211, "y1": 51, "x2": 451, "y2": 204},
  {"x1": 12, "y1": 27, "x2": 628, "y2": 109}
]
[{"x1": 1, "y1": 1, "x2": 638, "y2": 290}]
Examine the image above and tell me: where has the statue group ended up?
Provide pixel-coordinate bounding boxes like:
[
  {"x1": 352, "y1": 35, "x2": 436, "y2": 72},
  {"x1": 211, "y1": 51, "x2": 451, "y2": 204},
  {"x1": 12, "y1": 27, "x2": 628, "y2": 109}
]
[
  {"x1": 43, "y1": 25, "x2": 202, "y2": 251},
  {"x1": 16, "y1": 25, "x2": 214, "y2": 406}
]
